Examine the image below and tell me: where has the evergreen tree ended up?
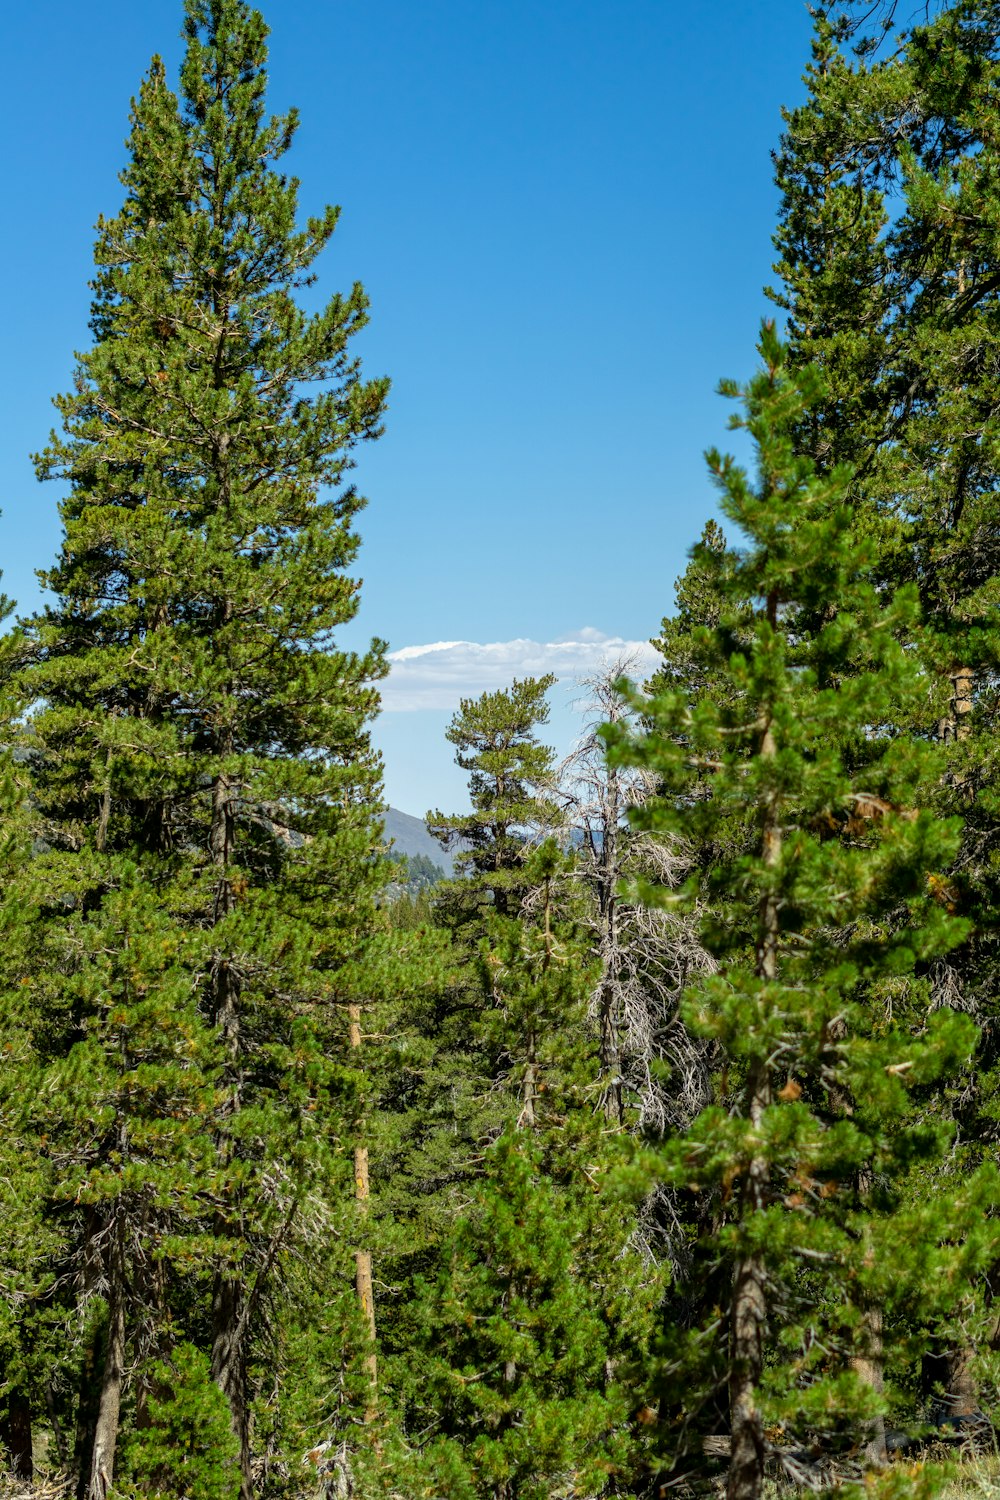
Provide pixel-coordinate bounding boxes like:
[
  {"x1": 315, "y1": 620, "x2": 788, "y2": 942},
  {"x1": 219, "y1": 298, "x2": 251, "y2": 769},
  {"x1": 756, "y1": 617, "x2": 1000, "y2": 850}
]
[
  {"x1": 390, "y1": 843, "x2": 657, "y2": 1500},
  {"x1": 120, "y1": 1342, "x2": 240, "y2": 1500},
  {"x1": 770, "y1": 0, "x2": 1000, "y2": 1417},
  {"x1": 427, "y1": 675, "x2": 560, "y2": 922},
  {"x1": 15, "y1": 1, "x2": 389, "y2": 1492},
  {"x1": 0, "y1": 613, "x2": 43, "y2": 1487},
  {"x1": 609, "y1": 326, "x2": 999, "y2": 1500}
]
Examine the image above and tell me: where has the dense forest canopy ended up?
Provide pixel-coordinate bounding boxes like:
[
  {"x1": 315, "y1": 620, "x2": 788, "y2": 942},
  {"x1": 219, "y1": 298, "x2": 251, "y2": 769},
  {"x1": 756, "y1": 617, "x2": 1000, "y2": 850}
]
[{"x1": 8, "y1": 3, "x2": 1000, "y2": 1500}]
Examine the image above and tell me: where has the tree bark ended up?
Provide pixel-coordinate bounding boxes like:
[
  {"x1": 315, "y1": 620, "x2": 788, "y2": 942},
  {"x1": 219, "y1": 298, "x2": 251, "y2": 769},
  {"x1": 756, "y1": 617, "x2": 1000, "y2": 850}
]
[
  {"x1": 845, "y1": 1169, "x2": 887, "y2": 1465},
  {"x1": 519, "y1": 1035, "x2": 537, "y2": 1130},
  {"x1": 943, "y1": 1344, "x2": 979, "y2": 1422},
  {"x1": 74, "y1": 1213, "x2": 105, "y2": 1500},
  {"x1": 74, "y1": 1331, "x2": 101, "y2": 1499},
  {"x1": 727, "y1": 705, "x2": 779, "y2": 1500},
  {"x1": 939, "y1": 666, "x2": 973, "y2": 743},
  {"x1": 852, "y1": 1298, "x2": 887, "y2": 1465},
  {"x1": 1, "y1": 1391, "x2": 33, "y2": 1481},
  {"x1": 212, "y1": 1275, "x2": 252, "y2": 1500},
  {"x1": 209, "y1": 759, "x2": 254, "y2": 1500},
  {"x1": 87, "y1": 1222, "x2": 126, "y2": 1500},
  {"x1": 349, "y1": 1002, "x2": 378, "y2": 1416}
]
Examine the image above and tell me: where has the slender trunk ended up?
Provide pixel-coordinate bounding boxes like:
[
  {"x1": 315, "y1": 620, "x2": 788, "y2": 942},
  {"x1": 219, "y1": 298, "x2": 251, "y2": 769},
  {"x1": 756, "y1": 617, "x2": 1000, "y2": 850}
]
[
  {"x1": 519, "y1": 878, "x2": 551, "y2": 1132},
  {"x1": 852, "y1": 1302, "x2": 887, "y2": 1464},
  {"x1": 728, "y1": 705, "x2": 779, "y2": 1500},
  {"x1": 727, "y1": 1060, "x2": 771, "y2": 1500},
  {"x1": 349, "y1": 1002, "x2": 378, "y2": 1415},
  {"x1": 212, "y1": 1275, "x2": 252, "y2": 1500},
  {"x1": 497, "y1": 1303, "x2": 519, "y2": 1500},
  {"x1": 88, "y1": 1222, "x2": 126, "y2": 1500},
  {"x1": 46, "y1": 1379, "x2": 70, "y2": 1473},
  {"x1": 849, "y1": 1173, "x2": 887, "y2": 1466},
  {"x1": 598, "y1": 763, "x2": 624, "y2": 1126},
  {"x1": 939, "y1": 667, "x2": 973, "y2": 743},
  {"x1": 953, "y1": 668, "x2": 973, "y2": 739},
  {"x1": 519, "y1": 1036, "x2": 537, "y2": 1129},
  {"x1": 209, "y1": 755, "x2": 253, "y2": 1500},
  {"x1": 1, "y1": 1391, "x2": 33, "y2": 1481},
  {"x1": 74, "y1": 1213, "x2": 104, "y2": 1500},
  {"x1": 74, "y1": 1331, "x2": 101, "y2": 1499},
  {"x1": 597, "y1": 971, "x2": 623, "y2": 1125}
]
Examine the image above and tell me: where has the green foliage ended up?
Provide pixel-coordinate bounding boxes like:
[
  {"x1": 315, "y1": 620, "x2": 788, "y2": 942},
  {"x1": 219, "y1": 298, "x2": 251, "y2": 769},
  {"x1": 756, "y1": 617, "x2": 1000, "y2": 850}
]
[
  {"x1": 13, "y1": 3, "x2": 1000, "y2": 1496},
  {"x1": 427, "y1": 676, "x2": 561, "y2": 922},
  {"x1": 403, "y1": 1130, "x2": 644, "y2": 1500},
  {"x1": 121, "y1": 1343, "x2": 240, "y2": 1500},
  {"x1": 4, "y1": 0, "x2": 390, "y2": 1486},
  {"x1": 610, "y1": 326, "x2": 1000, "y2": 1493}
]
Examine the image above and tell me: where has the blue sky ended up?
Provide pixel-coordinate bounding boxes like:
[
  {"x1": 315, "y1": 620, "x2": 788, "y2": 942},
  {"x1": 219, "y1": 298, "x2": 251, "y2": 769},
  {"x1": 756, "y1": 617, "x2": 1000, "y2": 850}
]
[{"x1": 4, "y1": 0, "x2": 815, "y2": 816}]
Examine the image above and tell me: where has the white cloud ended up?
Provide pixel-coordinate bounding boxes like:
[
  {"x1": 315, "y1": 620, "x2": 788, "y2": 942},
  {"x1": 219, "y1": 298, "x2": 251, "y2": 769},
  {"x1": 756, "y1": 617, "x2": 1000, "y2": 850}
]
[{"x1": 381, "y1": 629, "x2": 660, "y2": 712}]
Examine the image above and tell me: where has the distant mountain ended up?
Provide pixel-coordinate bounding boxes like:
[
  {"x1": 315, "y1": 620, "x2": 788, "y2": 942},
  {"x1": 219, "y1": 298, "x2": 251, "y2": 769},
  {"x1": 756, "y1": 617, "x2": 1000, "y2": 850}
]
[{"x1": 382, "y1": 806, "x2": 453, "y2": 875}]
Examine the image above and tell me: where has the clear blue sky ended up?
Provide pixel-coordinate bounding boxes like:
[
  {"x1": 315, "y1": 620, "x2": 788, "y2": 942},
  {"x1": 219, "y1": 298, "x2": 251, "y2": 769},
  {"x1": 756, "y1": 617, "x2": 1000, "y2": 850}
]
[{"x1": 4, "y1": 0, "x2": 815, "y2": 816}]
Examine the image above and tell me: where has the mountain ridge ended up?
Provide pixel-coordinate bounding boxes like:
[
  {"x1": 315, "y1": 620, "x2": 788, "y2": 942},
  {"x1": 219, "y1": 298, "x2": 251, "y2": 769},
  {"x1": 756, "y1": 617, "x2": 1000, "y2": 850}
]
[{"x1": 382, "y1": 806, "x2": 452, "y2": 874}]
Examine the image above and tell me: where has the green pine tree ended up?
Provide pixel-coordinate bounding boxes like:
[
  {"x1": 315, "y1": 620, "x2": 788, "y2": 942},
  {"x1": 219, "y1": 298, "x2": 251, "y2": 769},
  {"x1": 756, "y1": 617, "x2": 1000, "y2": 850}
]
[
  {"x1": 427, "y1": 675, "x2": 561, "y2": 924},
  {"x1": 120, "y1": 1342, "x2": 240, "y2": 1500},
  {"x1": 769, "y1": 0, "x2": 1000, "y2": 1419},
  {"x1": 389, "y1": 843, "x2": 658, "y2": 1500},
  {"x1": 16, "y1": 1, "x2": 389, "y2": 1492},
  {"x1": 609, "y1": 325, "x2": 1000, "y2": 1500}
]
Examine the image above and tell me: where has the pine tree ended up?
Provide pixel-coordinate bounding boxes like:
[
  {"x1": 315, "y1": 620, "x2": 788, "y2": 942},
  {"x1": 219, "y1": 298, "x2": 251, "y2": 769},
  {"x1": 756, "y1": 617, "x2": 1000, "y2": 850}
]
[
  {"x1": 17, "y1": 1, "x2": 389, "y2": 1492},
  {"x1": 427, "y1": 675, "x2": 561, "y2": 923},
  {"x1": 120, "y1": 1342, "x2": 240, "y2": 1500},
  {"x1": 609, "y1": 326, "x2": 999, "y2": 1500},
  {"x1": 770, "y1": 0, "x2": 1000, "y2": 1419},
  {"x1": 0, "y1": 608, "x2": 43, "y2": 1487},
  {"x1": 391, "y1": 843, "x2": 658, "y2": 1500}
]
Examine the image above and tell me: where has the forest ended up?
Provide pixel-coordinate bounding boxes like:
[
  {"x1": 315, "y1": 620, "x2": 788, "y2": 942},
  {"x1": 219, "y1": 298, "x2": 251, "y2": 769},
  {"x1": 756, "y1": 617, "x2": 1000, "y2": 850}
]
[{"x1": 8, "y1": 1, "x2": 1000, "y2": 1498}]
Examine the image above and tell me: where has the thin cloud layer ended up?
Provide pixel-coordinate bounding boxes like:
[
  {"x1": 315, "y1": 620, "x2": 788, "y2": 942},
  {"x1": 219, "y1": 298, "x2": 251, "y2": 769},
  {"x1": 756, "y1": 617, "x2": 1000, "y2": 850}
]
[{"x1": 382, "y1": 630, "x2": 660, "y2": 712}]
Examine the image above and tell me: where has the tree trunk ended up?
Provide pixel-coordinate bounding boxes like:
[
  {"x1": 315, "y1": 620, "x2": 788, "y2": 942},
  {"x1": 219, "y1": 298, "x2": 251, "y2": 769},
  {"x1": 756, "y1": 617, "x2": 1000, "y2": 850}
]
[
  {"x1": 727, "y1": 1061, "x2": 771, "y2": 1500},
  {"x1": 74, "y1": 1332, "x2": 101, "y2": 1499},
  {"x1": 939, "y1": 666, "x2": 973, "y2": 743},
  {"x1": 209, "y1": 761, "x2": 253, "y2": 1500},
  {"x1": 1, "y1": 1391, "x2": 33, "y2": 1481},
  {"x1": 88, "y1": 1223, "x2": 126, "y2": 1500},
  {"x1": 46, "y1": 1379, "x2": 70, "y2": 1473},
  {"x1": 519, "y1": 1034, "x2": 537, "y2": 1130},
  {"x1": 944, "y1": 1344, "x2": 979, "y2": 1422},
  {"x1": 74, "y1": 1213, "x2": 105, "y2": 1500},
  {"x1": 727, "y1": 705, "x2": 779, "y2": 1500},
  {"x1": 349, "y1": 1002, "x2": 378, "y2": 1417},
  {"x1": 212, "y1": 1275, "x2": 252, "y2": 1500},
  {"x1": 598, "y1": 759, "x2": 625, "y2": 1126},
  {"x1": 852, "y1": 1300, "x2": 887, "y2": 1465}
]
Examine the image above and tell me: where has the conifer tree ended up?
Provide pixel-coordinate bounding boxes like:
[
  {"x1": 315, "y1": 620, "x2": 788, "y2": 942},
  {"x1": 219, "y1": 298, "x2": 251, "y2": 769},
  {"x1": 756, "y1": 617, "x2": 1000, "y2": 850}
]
[
  {"x1": 391, "y1": 843, "x2": 657, "y2": 1500},
  {"x1": 610, "y1": 326, "x2": 999, "y2": 1500},
  {"x1": 0, "y1": 606, "x2": 42, "y2": 1487},
  {"x1": 770, "y1": 0, "x2": 1000, "y2": 1416},
  {"x1": 427, "y1": 675, "x2": 560, "y2": 923},
  {"x1": 18, "y1": 1, "x2": 389, "y2": 1492}
]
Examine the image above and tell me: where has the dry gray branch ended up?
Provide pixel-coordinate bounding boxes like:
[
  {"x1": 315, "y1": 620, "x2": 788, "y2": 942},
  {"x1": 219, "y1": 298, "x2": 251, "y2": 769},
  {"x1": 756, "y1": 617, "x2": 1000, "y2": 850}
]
[{"x1": 558, "y1": 657, "x2": 716, "y2": 1272}]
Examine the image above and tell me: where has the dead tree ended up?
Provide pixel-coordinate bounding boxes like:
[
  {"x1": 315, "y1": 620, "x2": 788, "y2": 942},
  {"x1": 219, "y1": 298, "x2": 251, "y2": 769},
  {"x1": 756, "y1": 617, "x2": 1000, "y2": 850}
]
[{"x1": 558, "y1": 657, "x2": 715, "y2": 1267}]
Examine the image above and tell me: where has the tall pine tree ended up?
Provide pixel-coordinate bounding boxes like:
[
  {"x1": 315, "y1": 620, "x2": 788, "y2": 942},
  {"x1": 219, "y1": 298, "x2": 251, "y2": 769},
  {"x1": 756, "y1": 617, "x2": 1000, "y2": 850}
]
[
  {"x1": 610, "y1": 326, "x2": 999, "y2": 1500},
  {"x1": 16, "y1": 2, "x2": 389, "y2": 1493}
]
